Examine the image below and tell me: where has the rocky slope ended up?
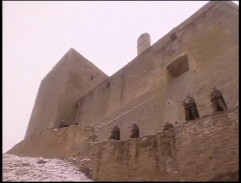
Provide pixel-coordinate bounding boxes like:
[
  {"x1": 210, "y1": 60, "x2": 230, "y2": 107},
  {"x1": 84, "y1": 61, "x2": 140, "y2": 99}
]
[{"x1": 3, "y1": 154, "x2": 92, "y2": 182}]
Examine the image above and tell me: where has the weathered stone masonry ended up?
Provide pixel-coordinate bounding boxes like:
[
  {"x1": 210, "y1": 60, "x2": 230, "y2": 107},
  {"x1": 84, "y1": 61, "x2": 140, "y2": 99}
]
[
  {"x1": 23, "y1": 1, "x2": 238, "y2": 142},
  {"x1": 7, "y1": 1, "x2": 239, "y2": 181},
  {"x1": 91, "y1": 107, "x2": 239, "y2": 181},
  {"x1": 25, "y1": 48, "x2": 108, "y2": 139}
]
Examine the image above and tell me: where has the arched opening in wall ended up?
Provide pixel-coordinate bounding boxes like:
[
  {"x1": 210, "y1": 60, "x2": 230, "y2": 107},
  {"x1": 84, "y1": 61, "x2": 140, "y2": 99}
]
[
  {"x1": 91, "y1": 76, "x2": 94, "y2": 81},
  {"x1": 107, "y1": 81, "x2": 110, "y2": 88},
  {"x1": 166, "y1": 54, "x2": 189, "y2": 81}
]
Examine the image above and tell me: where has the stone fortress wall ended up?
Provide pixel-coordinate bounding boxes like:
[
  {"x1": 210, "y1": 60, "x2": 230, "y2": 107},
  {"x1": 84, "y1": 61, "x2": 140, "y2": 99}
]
[
  {"x1": 8, "y1": 106, "x2": 239, "y2": 181},
  {"x1": 8, "y1": 1, "x2": 239, "y2": 181},
  {"x1": 25, "y1": 49, "x2": 108, "y2": 138},
  {"x1": 25, "y1": 1, "x2": 238, "y2": 141},
  {"x1": 91, "y1": 107, "x2": 239, "y2": 181},
  {"x1": 75, "y1": 1, "x2": 239, "y2": 141}
]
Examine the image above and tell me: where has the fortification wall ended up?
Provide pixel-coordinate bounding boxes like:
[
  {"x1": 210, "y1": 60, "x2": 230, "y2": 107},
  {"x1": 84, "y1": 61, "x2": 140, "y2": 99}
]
[
  {"x1": 55, "y1": 49, "x2": 108, "y2": 126},
  {"x1": 153, "y1": 0, "x2": 239, "y2": 124},
  {"x1": 25, "y1": 48, "x2": 108, "y2": 139},
  {"x1": 75, "y1": 48, "x2": 158, "y2": 127},
  {"x1": 8, "y1": 126, "x2": 91, "y2": 159},
  {"x1": 7, "y1": 2, "x2": 238, "y2": 181},
  {"x1": 7, "y1": 107, "x2": 239, "y2": 181},
  {"x1": 90, "y1": 107, "x2": 239, "y2": 181},
  {"x1": 75, "y1": 1, "x2": 239, "y2": 142}
]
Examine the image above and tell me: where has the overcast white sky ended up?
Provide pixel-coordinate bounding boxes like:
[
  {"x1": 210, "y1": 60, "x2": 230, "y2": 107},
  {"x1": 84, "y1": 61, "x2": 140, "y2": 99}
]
[{"x1": 3, "y1": 1, "x2": 239, "y2": 153}]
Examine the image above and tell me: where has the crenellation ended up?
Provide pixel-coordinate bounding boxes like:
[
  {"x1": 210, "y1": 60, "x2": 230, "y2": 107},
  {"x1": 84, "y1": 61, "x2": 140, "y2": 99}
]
[
  {"x1": 7, "y1": 1, "x2": 239, "y2": 181},
  {"x1": 90, "y1": 107, "x2": 238, "y2": 181}
]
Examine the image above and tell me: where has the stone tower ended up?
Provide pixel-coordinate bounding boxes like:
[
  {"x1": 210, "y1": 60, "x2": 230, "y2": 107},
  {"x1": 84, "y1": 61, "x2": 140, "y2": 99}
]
[{"x1": 25, "y1": 48, "x2": 108, "y2": 139}]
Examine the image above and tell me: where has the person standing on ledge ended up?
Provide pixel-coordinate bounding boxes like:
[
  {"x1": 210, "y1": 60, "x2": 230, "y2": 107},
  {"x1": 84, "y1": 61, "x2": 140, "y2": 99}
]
[
  {"x1": 109, "y1": 125, "x2": 120, "y2": 140},
  {"x1": 183, "y1": 94, "x2": 200, "y2": 121},
  {"x1": 130, "y1": 122, "x2": 139, "y2": 138},
  {"x1": 210, "y1": 87, "x2": 227, "y2": 113}
]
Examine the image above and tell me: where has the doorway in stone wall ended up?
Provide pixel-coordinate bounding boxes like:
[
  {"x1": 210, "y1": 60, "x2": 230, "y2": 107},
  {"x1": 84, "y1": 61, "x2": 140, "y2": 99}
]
[{"x1": 163, "y1": 54, "x2": 192, "y2": 125}]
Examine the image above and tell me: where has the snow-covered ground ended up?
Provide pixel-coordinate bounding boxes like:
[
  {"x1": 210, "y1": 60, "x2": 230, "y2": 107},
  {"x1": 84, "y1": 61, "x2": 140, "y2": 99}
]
[{"x1": 3, "y1": 154, "x2": 92, "y2": 182}]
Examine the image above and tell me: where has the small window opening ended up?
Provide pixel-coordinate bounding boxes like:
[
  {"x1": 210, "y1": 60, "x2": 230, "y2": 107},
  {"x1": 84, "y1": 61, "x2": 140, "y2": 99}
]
[
  {"x1": 107, "y1": 82, "x2": 110, "y2": 87},
  {"x1": 170, "y1": 32, "x2": 177, "y2": 41},
  {"x1": 91, "y1": 76, "x2": 94, "y2": 81},
  {"x1": 166, "y1": 54, "x2": 189, "y2": 80}
]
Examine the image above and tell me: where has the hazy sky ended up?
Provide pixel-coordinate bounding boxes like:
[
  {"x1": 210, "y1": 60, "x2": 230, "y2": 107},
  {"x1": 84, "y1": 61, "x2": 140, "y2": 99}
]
[{"x1": 3, "y1": 1, "x2": 239, "y2": 153}]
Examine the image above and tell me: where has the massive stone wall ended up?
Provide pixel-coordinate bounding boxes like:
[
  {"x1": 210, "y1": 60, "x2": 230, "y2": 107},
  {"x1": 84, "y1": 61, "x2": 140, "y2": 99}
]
[
  {"x1": 90, "y1": 106, "x2": 239, "y2": 181},
  {"x1": 8, "y1": 125, "x2": 91, "y2": 159},
  {"x1": 7, "y1": 106, "x2": 239, "y2": 181},
  {"x1": 153, "y1": 0, "x2": 239, "y2": 124},
  {"x1": 25, "y1": 48, "x2": 108, "y2": 139},
  {"x1": 75, "y1": 1, "x2": 239, "y2": 142},
  {"x1": 5, "y1": 3, "x2": 239, "y2": 182},
  {"x1": 75, "y1": 48, "x2": 158, "y2": 128}
]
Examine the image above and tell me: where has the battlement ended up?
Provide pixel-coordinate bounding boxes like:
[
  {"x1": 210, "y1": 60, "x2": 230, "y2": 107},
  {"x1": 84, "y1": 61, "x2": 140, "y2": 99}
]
[
  {"x1": 9, "y1": 2, "x2": 238, "y2": 181},
  {"x1": 73, "y1": 1, "x2": 238, "y2": 142},
  {"x1": 7, "y1": 107, "x2": 239, "y2": 181},
  {"x1": 90, "y1": 106, "x2": 239, "y2": 181},
  {"x1": 24, "y1": 1, "x2": 238, "y2": 140}
]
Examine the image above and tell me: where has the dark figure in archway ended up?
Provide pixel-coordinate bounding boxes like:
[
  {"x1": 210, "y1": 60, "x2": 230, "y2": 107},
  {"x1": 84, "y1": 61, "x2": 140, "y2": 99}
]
[
  {"x1": 183, "y1": 94, "x2": 200, "y2": 121},
  {"x1": 130, "y1": 122, "x2": 139, "y2": 138},
  {"x1": 210, "y1": 87, "x2": 227, "y2": 113},
  {"x1": 109, "y1": 125, "x2": 120, "y2": 140}
]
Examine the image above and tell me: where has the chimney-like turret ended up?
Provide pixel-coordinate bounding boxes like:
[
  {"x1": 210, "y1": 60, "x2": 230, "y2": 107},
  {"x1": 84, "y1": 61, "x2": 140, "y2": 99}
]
[{"x1": 137, "y1": 33, "x2": 151, "y2": 55}]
